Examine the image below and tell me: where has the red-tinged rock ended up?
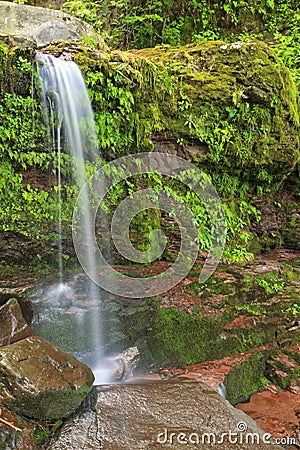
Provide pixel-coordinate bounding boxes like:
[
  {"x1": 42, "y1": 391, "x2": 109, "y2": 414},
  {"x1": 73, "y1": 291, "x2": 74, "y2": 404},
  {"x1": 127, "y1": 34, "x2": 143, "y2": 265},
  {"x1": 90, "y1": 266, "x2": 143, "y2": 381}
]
[
  {"x1": 224, "y1": 315, "x2": 257, "y2": 330},
  {"x1": 265, "y1": 384, "x2": 279, "y2": 394},
  {"x1": 288, "y1": 384, "x2": 300, "y2": 395},
  {"x1": 275, "y1": 369, "x2": 289, "y2": 379},
  {"x1": 158, "y1": 347, "x2": 270, "y2": 406},
  {"x1": 236, "y1": 390, "x2": 300, "y2": 441},
  {"x1": 274, "y1": 353, "x2": 299, "y2": 369}
]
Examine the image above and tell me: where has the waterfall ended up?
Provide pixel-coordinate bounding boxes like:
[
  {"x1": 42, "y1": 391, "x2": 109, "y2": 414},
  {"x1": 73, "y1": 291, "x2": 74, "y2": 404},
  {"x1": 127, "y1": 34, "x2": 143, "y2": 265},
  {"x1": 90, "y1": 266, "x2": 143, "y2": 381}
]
[{"x1": 36, "y1": 53, "x2": 104, "y2": 378}]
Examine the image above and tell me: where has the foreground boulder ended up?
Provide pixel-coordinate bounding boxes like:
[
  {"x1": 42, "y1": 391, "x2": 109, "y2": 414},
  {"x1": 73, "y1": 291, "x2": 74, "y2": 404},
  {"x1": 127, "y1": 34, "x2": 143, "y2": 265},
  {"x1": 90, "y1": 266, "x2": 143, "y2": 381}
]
[
  {"x1": 0, "y1": 336, "x2": 94, "y2": 420},
  {"x1": 0, "y1": 298, "x2": 33, "y2": 347},
  {"x1": 46, "y1": 381, "x2": 281, "y2": 449}
]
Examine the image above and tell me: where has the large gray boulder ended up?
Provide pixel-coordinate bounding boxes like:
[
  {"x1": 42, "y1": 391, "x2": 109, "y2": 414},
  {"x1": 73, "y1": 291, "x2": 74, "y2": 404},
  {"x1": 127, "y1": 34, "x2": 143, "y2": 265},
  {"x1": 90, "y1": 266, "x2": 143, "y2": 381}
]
[
  {"x1": 0, "y1": 1, "x2": 106, "y2": 48},
  {"x1": 46, "y1": 381, "x2": 281, "y2": 449},
  {"x1": 0, "y1": 335, "x2": 94, "y2": 420}
]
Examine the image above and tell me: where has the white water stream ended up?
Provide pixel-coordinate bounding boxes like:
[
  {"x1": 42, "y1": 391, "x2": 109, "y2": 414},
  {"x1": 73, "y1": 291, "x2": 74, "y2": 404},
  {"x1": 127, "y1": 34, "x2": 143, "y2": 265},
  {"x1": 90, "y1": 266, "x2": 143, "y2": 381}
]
[{"x1": 36, "y1": 53, "x2": 107, "y2": 382}]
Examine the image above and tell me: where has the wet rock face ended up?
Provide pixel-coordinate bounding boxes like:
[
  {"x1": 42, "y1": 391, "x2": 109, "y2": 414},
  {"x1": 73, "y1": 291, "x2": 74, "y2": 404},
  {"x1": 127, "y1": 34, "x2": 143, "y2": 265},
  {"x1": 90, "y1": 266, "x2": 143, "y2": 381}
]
[
  {"x1": 47, "y1": 381, "x2": 281, "y2": 449},
  {"x1": 91, "y1": 346, "x2": 140, "y2": 384},
  {"x1": 0, "y1": 335, "x2": 94, "y2": 420},
  {"x1": 0, "y1": 298, "x2": 34, "y2": 347},
  {"x1": 0, "y1": 1, "x2": 105, "y2": 48},
  {"x1": 113, "y1": 346, "x2": 140, "y2": 381},
  {"x1": 236, "y1": 390, "x2": 300, "y2": 444},
  {"x1": 0, "y1": 289, "x2": 33, "y2": 324}
]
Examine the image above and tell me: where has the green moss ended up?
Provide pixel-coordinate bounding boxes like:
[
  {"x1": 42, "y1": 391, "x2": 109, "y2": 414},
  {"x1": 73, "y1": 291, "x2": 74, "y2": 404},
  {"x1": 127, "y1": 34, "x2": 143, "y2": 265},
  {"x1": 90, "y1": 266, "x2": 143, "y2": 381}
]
[
  {"x1": 265, "y1": 349, "x2": 300, "y2": 390},
  {"x1": 0, "y1": 41, "x2": 8, "y2": 92},
  {"x1": 224, "y1": 350, "x2": 269, "y2": 404},
  {"x1": 150, "y1": 308, "x2": 224, "y2": 365},
  {"x1": 12, "y1": 385, "x2": 93, "y2": 421},
  {"x1": 120, "y1": 303, "x2": 266, "y2": 368},
  {"x1": 0, "y1": 431, "x2": 15, "y2": 450},
  {"x1": 187, "y1": 276, "x2": 236, "y2": 297}
]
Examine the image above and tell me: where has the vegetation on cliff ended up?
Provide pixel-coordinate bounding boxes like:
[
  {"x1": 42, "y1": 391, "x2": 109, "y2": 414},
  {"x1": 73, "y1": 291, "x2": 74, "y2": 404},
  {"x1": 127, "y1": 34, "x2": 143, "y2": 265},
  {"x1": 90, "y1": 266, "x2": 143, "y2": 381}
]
[
  {"x1": 0, "y1": 1, "x2": 299, "y2": 263},
  {"x1": 0, "y1": 32, "x2": 299, "y2": 263}
]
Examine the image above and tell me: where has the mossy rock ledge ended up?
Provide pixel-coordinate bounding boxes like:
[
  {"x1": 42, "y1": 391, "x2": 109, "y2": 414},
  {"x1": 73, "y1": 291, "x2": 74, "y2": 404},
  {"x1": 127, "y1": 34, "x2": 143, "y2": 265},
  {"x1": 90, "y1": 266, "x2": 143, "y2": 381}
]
[
  {"x1": 0, "y1": 335, "x2": 94, "y2": 421},
  {"x1": 48, "y1": 38, "x2": 300, "y2": 178},
  {"x1": 123, "y1": 41, "x2": 300, "y2": 176}
]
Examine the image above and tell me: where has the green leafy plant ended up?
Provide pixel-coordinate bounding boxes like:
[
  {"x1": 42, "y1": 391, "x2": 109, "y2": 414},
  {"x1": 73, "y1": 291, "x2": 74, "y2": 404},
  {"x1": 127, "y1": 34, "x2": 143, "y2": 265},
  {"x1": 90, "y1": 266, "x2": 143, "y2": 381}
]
[
  {"x1": 62, "y1": 0, "x2": 299, "y2": 50},
  {"x1": 284, "y1": 303, "x2": 300, "y2": 315},
  {"x1": 256, "y1": 273, "x2": 285, "y2": 294}
]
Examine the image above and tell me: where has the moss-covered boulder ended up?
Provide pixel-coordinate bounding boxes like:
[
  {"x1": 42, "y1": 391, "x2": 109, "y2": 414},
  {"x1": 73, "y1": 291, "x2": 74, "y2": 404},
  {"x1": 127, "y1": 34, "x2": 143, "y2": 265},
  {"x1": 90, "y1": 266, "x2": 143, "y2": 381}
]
[
  {"x1": 0, "y1": 336, "x2": 94, "y2": 420},
  {"x1": 125, "y1": 41, "x2": 300, "y2": 177},
  {"x1": 54, "y1": 39, "x2": 298, "y2": 181},
  {"x1": 224, "y1": 351, "x2": 268, "y2": 405}
]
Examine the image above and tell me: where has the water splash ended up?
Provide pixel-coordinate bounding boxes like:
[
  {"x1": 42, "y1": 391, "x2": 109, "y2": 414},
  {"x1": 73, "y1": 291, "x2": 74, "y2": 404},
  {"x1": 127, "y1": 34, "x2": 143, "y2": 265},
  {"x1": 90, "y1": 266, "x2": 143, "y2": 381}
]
[
  {"x1": 45, "y1": 282, "x2": 74, "y2": 305},
  {"x1": 92, "y1": 357, "x2": 123, "y2": 385}
]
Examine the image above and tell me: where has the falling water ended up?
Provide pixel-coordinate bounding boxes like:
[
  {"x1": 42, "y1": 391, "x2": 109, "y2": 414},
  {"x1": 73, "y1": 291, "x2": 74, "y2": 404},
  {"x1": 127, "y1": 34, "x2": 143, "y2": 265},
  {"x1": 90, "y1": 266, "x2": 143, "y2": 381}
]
[
  {"x1": 36, "y1": 53, "x2": 103, "y2": 374},
  {"x1": 217, "y1": 382, "x2": 227, "y2": 399}
]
